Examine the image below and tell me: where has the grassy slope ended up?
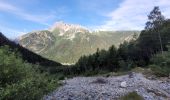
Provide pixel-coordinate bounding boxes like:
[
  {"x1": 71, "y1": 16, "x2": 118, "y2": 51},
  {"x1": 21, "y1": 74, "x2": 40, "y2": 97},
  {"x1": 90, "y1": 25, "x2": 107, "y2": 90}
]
[{"x1": 19, "y1": 30, "x2": 140, "y2": 63}]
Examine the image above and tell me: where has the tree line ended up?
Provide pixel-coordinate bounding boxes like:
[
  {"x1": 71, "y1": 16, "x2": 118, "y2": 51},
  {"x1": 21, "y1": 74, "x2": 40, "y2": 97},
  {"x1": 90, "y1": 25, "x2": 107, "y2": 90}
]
[{"x1": 60, "y1": 6, "x2": 170, "y2": 76}]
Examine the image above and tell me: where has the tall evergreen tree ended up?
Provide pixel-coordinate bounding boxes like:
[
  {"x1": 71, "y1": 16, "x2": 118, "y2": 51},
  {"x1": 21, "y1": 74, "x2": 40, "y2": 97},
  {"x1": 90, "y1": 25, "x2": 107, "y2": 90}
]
[
  {"x1": 107, "y1": 45, "x2": 118, "y2": 71},
  {"x1": 139, "y1": 6, "x2": 165, "y2": 58},
  {"x1": 145, "y1": 6, "x2": 165, "y2": 54},
  {"x1": 145, "y1": 6, "x2": 165, "y2": 30}
]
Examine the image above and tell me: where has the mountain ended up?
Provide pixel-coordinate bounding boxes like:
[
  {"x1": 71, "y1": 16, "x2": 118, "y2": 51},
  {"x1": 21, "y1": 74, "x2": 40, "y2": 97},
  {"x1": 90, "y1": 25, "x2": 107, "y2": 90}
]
[
  {"x1": 0, "y1": 32, "x2": 61, "y2": 67},
  {"x1": 18, "y1": 22, "x2": 140, "y2": 64}
]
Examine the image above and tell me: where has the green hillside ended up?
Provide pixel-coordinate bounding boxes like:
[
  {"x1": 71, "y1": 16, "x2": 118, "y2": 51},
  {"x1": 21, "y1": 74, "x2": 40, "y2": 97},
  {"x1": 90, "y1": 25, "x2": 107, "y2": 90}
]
[{"x1": 19, "y1": 23, "x2": 140, "y2": 63}]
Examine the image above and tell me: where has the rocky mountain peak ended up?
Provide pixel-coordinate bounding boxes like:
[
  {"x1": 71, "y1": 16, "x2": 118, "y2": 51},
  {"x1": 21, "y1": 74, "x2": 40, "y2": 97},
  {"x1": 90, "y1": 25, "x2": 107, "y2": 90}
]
[{"x1": 49, "y1": 21, "x2": 89, "y2": 33}]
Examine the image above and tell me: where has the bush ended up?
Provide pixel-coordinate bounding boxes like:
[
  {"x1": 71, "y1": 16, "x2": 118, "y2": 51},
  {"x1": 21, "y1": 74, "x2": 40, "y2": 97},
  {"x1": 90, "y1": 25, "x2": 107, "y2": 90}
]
[
  {"x1": 0, "y1": 46, "x2": 58, "y2": 100},
  {"x1": 149, "y1": 48, "x2": 170, "y2": 77},
  {"x1": 118, "y1": 60, "x2": 134, "y2": 71},
  {"x1": 0, "y1": 75, "x2": 57, "y2": 100},
  {"x1": 120, "y1": 92, "x2": 144, "y2": 100},
  {"x1": 149, "y1": 64, "x2": 170, "y2": 77}
]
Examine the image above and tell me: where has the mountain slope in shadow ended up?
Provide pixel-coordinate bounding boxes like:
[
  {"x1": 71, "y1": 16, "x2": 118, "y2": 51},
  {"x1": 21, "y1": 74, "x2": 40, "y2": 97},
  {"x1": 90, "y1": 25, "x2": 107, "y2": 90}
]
[{"x1": 0, "y1": 32, "x2": 61, "y2": 67}]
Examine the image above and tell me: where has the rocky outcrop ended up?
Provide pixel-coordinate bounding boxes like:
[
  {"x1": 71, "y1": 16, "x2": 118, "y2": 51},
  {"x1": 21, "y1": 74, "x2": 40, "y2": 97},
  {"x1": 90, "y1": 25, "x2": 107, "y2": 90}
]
[
  {"x1": 19, "y1": 30, "x2": 55, "y2": 53},
  {"x1": 49, "y1": 21, "x2": 89, "y2": 35}
]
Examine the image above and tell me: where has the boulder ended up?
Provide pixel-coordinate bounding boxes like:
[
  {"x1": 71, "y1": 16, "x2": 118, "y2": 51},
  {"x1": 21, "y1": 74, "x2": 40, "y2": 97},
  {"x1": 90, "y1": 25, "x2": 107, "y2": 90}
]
[{"x1": 120, "y1": 81, "x2": 127, "y2": 88}]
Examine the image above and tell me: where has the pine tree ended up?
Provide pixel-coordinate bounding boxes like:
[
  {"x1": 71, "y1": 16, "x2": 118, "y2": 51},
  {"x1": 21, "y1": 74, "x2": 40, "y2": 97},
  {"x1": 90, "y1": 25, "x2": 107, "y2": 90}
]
[
  {"x1": 146, "y1": 6, "x2": 165, "y2": 54},
  {"x1": 145, "y1": 6, "x2": 165, "y2": 30},
  {"x1": 107, "y1": 45, "x2": 118, "y2": 71}
]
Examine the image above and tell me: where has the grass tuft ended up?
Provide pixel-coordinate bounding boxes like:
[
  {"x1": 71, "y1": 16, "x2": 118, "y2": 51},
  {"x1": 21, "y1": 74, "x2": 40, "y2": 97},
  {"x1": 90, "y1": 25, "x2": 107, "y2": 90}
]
[{"x1": 120, "y1": 92, "x2": 144, "y2": 100}]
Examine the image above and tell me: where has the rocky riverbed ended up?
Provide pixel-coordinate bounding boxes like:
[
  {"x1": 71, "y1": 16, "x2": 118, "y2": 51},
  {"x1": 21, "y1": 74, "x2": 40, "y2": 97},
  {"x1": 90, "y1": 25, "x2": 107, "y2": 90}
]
[{"x1": 44, "y1": 73, "x2": 170, "y2": 100}]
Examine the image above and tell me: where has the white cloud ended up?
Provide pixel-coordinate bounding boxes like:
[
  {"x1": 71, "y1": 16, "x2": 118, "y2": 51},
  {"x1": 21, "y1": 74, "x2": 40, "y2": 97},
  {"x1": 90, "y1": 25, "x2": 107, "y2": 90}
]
[
  {"x1": 0, "y1": 1, "x2": 57, "y2": 26},
  {"x1": 95, "y1": 0, "x2": 170, "y2": 31}
]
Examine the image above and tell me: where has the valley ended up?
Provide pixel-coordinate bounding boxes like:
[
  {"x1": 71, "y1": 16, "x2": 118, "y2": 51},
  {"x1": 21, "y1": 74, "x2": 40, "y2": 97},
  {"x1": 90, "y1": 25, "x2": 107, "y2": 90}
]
[
  {"x1": 0, "y1": 2, "x2": 170, "y2": 100},
  {"x1": 18, "y1": 22, "x2": 140, "y2": 63}
]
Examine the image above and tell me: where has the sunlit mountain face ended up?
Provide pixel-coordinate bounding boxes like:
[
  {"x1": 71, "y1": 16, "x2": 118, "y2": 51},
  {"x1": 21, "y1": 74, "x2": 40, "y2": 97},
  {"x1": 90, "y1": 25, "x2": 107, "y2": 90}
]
[{"x1": 18, "y1": 22, "x2": 140, "y2": 64}]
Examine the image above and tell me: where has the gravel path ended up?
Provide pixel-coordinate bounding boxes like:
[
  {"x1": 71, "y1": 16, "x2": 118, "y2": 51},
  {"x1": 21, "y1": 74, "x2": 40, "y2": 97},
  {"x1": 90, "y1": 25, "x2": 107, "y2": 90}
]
[{"x1": 44, "y1": 73, "x2": 170, "y2": 100}]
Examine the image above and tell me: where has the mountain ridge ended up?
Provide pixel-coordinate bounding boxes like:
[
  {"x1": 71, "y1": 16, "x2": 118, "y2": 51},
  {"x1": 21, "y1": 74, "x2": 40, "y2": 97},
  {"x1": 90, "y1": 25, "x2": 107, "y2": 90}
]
[{"x1": 18, "y1": 22, "x2": 140, "y2": 63}]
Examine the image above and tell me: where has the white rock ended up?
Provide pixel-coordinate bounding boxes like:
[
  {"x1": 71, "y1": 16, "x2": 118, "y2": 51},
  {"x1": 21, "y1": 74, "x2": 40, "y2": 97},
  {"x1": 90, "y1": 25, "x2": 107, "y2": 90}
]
[{"x1": 120, "y1": 81, "x2": 127, "y2": 88}]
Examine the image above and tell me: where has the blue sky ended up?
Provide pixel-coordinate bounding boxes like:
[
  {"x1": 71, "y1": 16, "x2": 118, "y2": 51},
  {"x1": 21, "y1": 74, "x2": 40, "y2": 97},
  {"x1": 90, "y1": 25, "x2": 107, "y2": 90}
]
[{"x1": 0, "y1": 0, "x2": 170, "y2": 38}]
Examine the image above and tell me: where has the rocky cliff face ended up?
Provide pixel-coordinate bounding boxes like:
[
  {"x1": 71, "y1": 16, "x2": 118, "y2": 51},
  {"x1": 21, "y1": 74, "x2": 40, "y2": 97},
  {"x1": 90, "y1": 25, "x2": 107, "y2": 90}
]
[
  {"x1": 50, "y1": 21, "x2": 89, "y2": 34},
  {"x1": 49, "y1": 21, "x2": 89, "y2": 41},
  {"x1": 19, "y1": 30, "x2": 55, "y2": 53}
]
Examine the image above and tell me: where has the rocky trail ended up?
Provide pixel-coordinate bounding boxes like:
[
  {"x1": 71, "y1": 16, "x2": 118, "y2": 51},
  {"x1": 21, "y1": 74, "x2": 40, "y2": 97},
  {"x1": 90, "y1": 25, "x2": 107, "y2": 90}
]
[{"x1": 44, "y1": 73, "x2": 170, "y2": 100}]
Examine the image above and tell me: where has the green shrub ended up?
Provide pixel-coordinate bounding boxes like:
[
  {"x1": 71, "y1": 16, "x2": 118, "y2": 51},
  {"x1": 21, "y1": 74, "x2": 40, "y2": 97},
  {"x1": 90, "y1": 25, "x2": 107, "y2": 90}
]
[
  {"x1": 149, "y1": 64, "x2": 170, "y2": 77},
  {"x1": 149, "y1": 49, "x2": 170, "y2": 77},
  {"x1": 0, "y1": 75, "x2": 57, "y2": 100},
  {"x1": 0, "y1": 46, "x2": 58, "y2": 100},
  {"x1": 120, "y1": 92, "x2": 144, "y2": 100}
]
